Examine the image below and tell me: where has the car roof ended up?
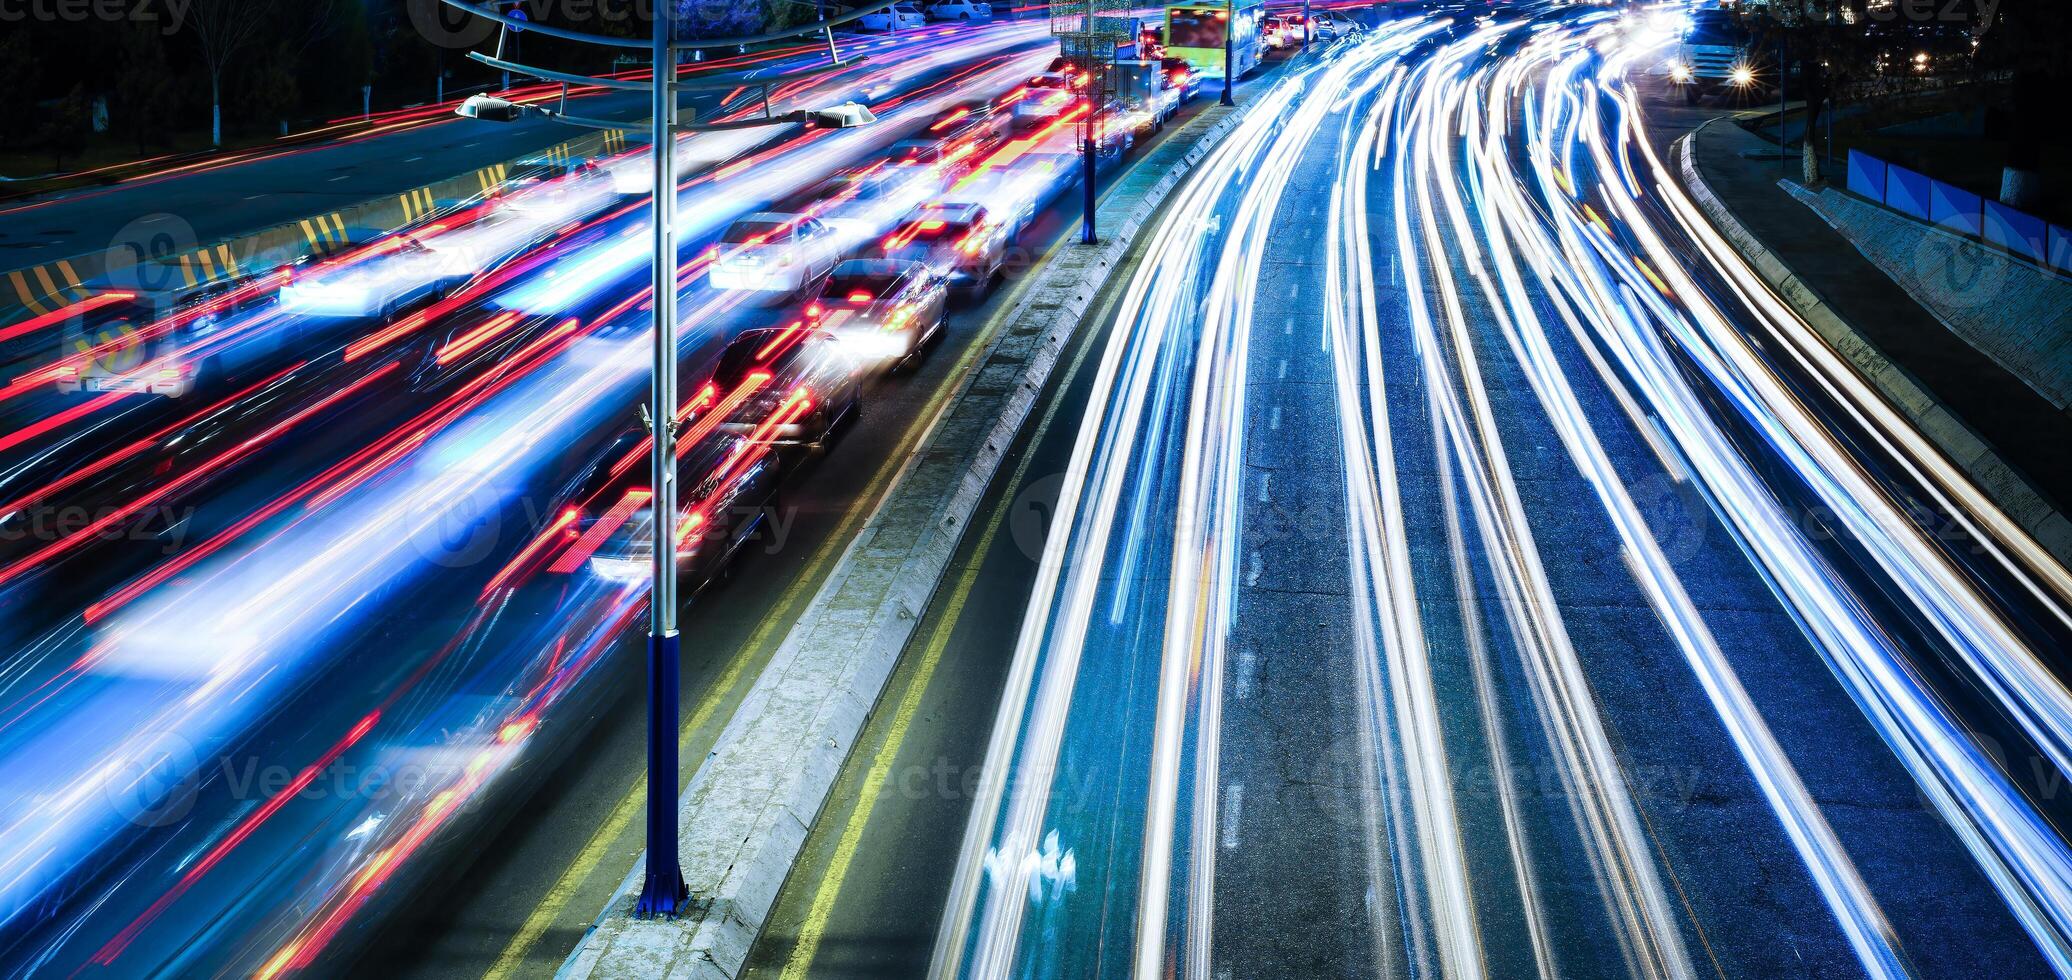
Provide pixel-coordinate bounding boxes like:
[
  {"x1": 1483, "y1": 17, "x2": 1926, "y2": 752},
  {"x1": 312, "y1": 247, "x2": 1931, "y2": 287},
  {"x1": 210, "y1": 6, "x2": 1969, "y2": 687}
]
[{"x1": 833, "y1": 258, "x2": 922, "y2": 278}]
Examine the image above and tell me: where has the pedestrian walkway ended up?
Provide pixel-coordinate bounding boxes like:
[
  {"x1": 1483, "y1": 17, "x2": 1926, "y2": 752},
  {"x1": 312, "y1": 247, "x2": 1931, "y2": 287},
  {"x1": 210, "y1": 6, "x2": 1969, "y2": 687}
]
[{"x1": 1685, "y1": 113, "x2": 2072, "y2": 521}]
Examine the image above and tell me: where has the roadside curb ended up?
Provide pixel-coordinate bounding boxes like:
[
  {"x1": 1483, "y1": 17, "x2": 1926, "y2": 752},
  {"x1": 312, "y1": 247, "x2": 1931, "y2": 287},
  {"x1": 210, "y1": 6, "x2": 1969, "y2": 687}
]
[
  {"x1": 556, "y1": 102, "x2": 1250, "y2": 980},
  {"x1": 1676, "y1": 116, "x2": 2072, "y2": 568}
]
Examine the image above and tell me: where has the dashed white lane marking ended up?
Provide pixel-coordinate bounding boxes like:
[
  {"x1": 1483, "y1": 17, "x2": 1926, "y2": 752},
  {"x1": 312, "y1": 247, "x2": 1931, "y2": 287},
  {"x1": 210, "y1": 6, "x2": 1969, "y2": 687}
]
[
  {"x1": 1221, "y1": 784, "x2": 1244, "y2": 850},
  {"x1": 1258, "y1": 471, "x2": 1271, "y2": 502},
  {"x1": 403, "y1": 155, "x2": 425, "y2": 163},
  {"x1": 1246, "y1": 550, "x2": 1262, "y2": 586},
  {"x1": 1268, "y1": 406, "x2": 1281, "y2": 430},
  {"x1": 1278, "y1": 358, "x2": 1289, "y2": 379},
  {"x1": 327, "y1": 174, "x2": 350, "y2": 182},
  {"x1": 1235, "y1": 649, "x2": 1256, "y2": 701}
]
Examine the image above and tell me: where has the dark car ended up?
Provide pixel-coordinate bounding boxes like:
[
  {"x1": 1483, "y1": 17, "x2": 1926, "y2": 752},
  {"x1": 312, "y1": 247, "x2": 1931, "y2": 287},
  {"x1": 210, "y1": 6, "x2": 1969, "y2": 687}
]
[
  {"x1": 1159, "y1": 57, "x2": 1202, "y2": 101},
  {"x1": 708, "y1": 325, "x2": 865, "y2": 452},
  {"x1": 558, "y1": 428, "x2": 783, "y2": 589},
  {"x1": 871, "y1": 203, "x2": 1011, "y2": 299},
  {"x1": 809, "y1": 258, "x2": 949, "y2": 367}
]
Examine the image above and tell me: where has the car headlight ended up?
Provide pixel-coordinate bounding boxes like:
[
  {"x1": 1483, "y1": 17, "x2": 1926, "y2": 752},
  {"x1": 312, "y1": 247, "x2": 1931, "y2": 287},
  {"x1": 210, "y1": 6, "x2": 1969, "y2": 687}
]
[
  {"x1": 1731, "y1": 66, "x2": 1755, "y2": 86},
  {"x1": 1670, "y1": 63, "x2": 1692, "y2": 82}
]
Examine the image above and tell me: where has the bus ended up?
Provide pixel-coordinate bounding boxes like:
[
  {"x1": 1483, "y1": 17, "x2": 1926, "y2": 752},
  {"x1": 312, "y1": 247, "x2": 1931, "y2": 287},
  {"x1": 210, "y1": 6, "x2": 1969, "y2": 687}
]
[{"x1": 1163, "y1": 0, "x2": 1265, "y2": 81}]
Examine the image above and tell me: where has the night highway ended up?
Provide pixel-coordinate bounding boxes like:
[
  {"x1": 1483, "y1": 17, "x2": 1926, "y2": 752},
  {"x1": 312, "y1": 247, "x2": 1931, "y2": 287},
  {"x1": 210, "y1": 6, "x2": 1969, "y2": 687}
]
[{"x1": 2, "y1": 1, "x2": 2069, "y2": 979}]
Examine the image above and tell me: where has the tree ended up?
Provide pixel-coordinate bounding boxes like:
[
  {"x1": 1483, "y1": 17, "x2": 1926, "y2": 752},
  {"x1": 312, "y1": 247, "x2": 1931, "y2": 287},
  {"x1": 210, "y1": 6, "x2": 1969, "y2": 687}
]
[
  {"x1": 1977, "y1": 0, "x2": 2070, "y2": 209},
  {"x1": 186, "y1": 0, "x2": 266, "y2": 145},
  {"x1": 0, "y1": 33, "x2": 43, "y2": 151},
  {"x1": 40, "y1": 85, "x2": 90, "y2": 170},
  {"x1": 116, "y1": 26, "x2": 176, "y2": 155}
]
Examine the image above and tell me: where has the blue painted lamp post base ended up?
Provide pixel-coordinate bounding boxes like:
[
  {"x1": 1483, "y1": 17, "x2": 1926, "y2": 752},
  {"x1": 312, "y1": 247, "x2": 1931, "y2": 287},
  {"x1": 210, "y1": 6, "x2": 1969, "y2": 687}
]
[{"x1": 636, "y1": 632, "x2": 689, "y2": 917}]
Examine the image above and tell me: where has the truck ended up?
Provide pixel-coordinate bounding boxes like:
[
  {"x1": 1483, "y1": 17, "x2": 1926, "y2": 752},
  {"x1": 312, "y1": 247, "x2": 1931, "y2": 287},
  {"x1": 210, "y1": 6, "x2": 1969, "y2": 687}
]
[{"x1": 1669, "y1": 8, "x2": 1779, "y2": 105}]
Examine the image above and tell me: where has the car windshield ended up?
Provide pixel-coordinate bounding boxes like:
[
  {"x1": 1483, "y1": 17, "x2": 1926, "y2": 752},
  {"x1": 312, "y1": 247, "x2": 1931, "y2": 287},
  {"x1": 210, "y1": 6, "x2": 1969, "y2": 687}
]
[
  {"x1": 827, "y1": 271, "x2": 903, "y2": 300},
  {"x1": 722, "y1": 219, "x2": 789, "y2": 244},
  {"x1": 1686, "y1": 12, "x2": 1746, "y2": 45},
  {"x1": 713, "y1": 332, "x2": 805, "y2": 388},
  {"x1": 1168, "y1": 9, "x2": 1226, "y2": 48}
]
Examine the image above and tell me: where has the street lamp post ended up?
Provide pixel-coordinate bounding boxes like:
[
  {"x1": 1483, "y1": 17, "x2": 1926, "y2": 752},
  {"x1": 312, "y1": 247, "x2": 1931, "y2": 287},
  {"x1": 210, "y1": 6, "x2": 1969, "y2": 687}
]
[
  {"x1": 439, "y1": 0, "x2": 888, "y2": 920},
  {"x1": 640, "y1": 2, "x2": 688, "y2": 918},
  {"x1": 1221, "y1": 0, "x2": 1235, "y2": 106}
]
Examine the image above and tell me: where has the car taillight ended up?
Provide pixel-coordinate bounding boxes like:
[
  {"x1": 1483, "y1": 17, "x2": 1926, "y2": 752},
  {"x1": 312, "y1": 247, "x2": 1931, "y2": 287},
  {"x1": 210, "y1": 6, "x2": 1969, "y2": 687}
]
[{"x1": 847, "y1": 291, "x2": 874, "y2": 304}]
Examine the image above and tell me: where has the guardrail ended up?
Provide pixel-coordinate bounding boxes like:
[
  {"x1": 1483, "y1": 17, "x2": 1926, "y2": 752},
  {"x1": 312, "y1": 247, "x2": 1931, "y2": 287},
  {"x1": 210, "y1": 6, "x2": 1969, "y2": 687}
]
[{"x1": 1846, "y1": 149, "x2": 2072, "y2": 277}]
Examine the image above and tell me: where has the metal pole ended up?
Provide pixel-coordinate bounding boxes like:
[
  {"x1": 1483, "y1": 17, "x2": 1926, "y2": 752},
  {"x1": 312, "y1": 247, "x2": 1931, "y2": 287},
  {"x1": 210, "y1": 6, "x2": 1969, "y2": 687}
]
[
  {"x1": 1778, "y1": 39, "x2": 1786, "y2": 176},
  {"x1": 1081, "y1": 106, "x2": 1097, "y2": 243},
  {"x1": 1220, "y1": 0, "x2": 1235, "y2": 106},
  {"x1": 636, "y1": 0, "x2": 688, "y2": 920},
  {"x1": 1301, "y1": 0, "x2": 1311, "y2": 51}
]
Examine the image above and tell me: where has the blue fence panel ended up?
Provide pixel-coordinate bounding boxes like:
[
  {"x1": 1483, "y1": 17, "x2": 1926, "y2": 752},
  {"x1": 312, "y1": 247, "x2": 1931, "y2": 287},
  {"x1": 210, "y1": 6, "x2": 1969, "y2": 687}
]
[
  {"x1": 1847, "y1": 150, "x2": 1887, "y2": 202},
  {"x1": 1929, "y1": 180, "x2": 1983, "y2": 237},
  {"x1": 1885, "y1": 165, "x2": 1933, "y2": 221},
  {"x1": 2051, "y1": 225, "x2": 2072, "y2": 274},
  {"x1": 1984, "y1": 201, "x2": 2049, "y2": 265}
]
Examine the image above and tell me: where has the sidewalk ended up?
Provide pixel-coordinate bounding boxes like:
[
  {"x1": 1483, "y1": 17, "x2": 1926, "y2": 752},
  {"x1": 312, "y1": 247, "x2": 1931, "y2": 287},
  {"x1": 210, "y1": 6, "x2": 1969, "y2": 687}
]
[{"x1": 1683, "y1": 113, "x2": 2072, "y2": 532}]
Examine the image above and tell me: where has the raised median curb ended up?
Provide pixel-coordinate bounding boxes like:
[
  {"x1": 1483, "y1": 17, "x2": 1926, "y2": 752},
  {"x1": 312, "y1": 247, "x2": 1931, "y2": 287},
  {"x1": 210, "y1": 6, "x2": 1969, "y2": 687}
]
[
  {"x1": 0, "y1": 128, "x2": 634, "y2": 336},
  {"x1": 1676, "y1": 117, "x2": 2072, "y2": 569},
  {"x1": 556, "y1": 100, "x2": 1250, "y2": 980}
]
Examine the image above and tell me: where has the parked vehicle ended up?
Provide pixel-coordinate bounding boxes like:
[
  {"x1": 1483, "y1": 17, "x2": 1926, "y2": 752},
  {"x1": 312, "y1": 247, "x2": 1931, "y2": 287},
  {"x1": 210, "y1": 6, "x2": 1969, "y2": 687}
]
[
  {"x1": 924, "y1": 0, "x2": 991, "y2": 20},
  {"x1": 856, "y1": 3, "x2": 926, "y2": 31},
  {"x1": 873, "y1": 202, "x2": 1011, "y2": 299},
  {"x1": 707, "y1": 212, "x2": 843, "y2": 300},
  {"x1": 707, "y1": 325, "x2": 865, "y2": 451},
  {"x1": 809, "y1": 258, "x2": 949, "y2": 366}
]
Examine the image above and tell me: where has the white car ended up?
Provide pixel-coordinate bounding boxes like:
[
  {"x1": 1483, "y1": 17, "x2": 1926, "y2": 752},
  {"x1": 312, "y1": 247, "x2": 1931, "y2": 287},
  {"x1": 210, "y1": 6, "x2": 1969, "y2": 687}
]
[
  {"x1": 856, "y1": 3, "x2": 926, "y2": 31},
  {"x1": 707, "y1": 213, "x2": 843, "y2": 299},
  {"x1": 925, "y1": 0, "x2": 991, "y2": 20},
  {"x1": 279, "y1": 234, "x2": 474, "y2": 320}
]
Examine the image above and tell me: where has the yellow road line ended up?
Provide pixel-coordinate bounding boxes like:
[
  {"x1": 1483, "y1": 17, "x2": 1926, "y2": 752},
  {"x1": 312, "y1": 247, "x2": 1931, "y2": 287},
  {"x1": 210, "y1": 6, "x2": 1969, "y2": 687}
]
[
  {"x1": 481, "y1": 228, "x2": 1074, "y2": 980},
  {"x1": 778, "y1": 224, "x2": 1136, "y2": 980}
]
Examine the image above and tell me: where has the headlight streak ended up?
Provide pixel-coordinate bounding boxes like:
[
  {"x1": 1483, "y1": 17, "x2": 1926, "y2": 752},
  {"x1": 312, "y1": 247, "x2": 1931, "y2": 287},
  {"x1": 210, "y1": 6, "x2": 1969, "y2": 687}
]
[
  {"x1": 1395, "y1": 28, "x2": 1699, "y2": 980},
  {"x1": 1496, "y1": 23, "x2": 2072, "y2": 978},
  {"x1": 0, "y1": 24, "x2": 1091, "y2": 975},
  {"x1": 928, "y1": 40, "x2": 1387, "y2": 978},
  {"x1": 1458, "y1": 31, "x2": 1913, "y2": 980},
  {"x1": 1329, "y1": 54, "x2": 1490, "y2": 980}
]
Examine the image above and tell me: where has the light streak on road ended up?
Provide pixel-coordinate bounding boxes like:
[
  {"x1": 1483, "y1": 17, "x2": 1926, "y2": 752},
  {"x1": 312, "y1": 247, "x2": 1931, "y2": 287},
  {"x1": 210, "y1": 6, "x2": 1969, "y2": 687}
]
[{"x1": 938, "y1": 7, "x2": 2072, "y2": 980}]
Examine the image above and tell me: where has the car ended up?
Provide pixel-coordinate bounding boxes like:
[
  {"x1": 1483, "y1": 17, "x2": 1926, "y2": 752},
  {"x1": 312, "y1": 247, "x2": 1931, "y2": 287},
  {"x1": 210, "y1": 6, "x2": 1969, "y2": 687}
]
[
  {"x1": 278, "y1": 232, "x2": 474, "y2": 320},
  {"x1": 707, "y1": 213, "x2": 843, "y2": 301},
  {"x1": 926, "y1": 98, "x2": 1013, "y2": 153},
  {"x1": 808, "y1": 259, "x2": 948, "y2": 366},
  {"x1": 57, "y1": 275, "x2": 280, "y2": 397},
  {"x1": 887, "y1": 139, "x2": 982, "y2": 185},
  {"x1": 560, "y1": 429, "x2": 783, "y2": 589},
  {"x1": 1312, "y1": 12, "x2": 1352, "y2": 40},
  {"x1": 1160, "y1": 57, "x2": 1202, "y2": 100},
  {"x1": 706, "y1": 325, "x2": 865, "y2": 451},
  {"x1": 1011, "y1": 72, "x2": 1083, "y2": 131},
  {"x1": 924, "y1": 0, "x2": 991, "y2": 20},
  {"x1": 856, "y1": 3, "x2": 926, "y2": 31},
  {"x1": 871, "y1": 203, "x2": 1011, "y2": 299},
  {"x1": 1263, "y1": 15, "x2": 1294, "y2": 50}
]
